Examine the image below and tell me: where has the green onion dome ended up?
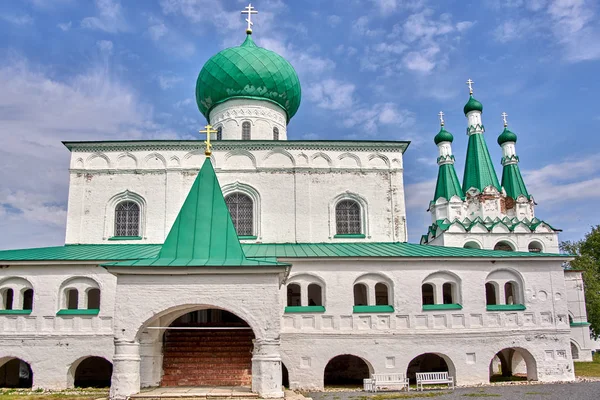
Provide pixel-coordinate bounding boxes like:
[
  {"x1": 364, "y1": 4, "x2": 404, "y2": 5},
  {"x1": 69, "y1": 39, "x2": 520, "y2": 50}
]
[
  {"x1": 434, "y1": 126, "x2": 454, "y2": 144},
  {"x1": 196, "y1": 35, "x2": 301, "y2": 122},
  {"x1": 463, "y1": 95, "x2": 483, "y2": 115},
  {"x1": 497, "y1": 127, "x2": 518, "y2": 145}
]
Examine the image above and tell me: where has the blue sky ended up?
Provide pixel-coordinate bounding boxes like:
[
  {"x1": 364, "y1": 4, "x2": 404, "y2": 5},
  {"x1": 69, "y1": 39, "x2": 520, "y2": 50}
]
[{"x1": 1, "y1": 0, "x2": 599, "y2": 249}]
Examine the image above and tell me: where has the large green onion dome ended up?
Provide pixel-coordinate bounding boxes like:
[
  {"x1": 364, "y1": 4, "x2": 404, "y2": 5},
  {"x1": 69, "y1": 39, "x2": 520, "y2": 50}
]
[
  {"x1": 497, "y1": 127, "x2": 518, "y2": 145},
  {"x1": 463, "y1": 95, "x2": 483, "y2": 115},
  {"x1": 196, "y1": 35, "x2": 301, "y2": 122},
  {"x1": 434, "y1": 126, "x2": 454, "y2": 144}
]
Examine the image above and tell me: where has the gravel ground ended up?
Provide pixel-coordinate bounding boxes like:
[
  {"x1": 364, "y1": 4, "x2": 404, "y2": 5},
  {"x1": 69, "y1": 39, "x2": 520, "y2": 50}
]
[{"x1": 306, "y1": 381, "x2": 600, "y2": 400}]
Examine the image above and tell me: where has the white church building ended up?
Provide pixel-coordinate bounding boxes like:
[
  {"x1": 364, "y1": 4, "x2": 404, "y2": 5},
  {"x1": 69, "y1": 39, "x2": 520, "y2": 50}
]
[{"x1": 0, "y1": 6, "x2": 594, "y2": 399}]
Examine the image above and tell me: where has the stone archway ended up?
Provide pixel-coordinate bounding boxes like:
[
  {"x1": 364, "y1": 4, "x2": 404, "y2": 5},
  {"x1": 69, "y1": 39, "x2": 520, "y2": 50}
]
[
  {"x1": 73, "y1": 357, "x2": 113, "y2": 388},
  {"x1": 161, "y1": 309, "x2": 255, "y2": 387},
  {"x1": 406, "y1": 353, "x2": 455, "y2": 384},
  {"x1": 0, "y1": 358, "x2": 33, "y2": 388},
  {"x1": 324, "y1": 355, "x2": 372, "y2": 387},
  {"x1": 489, "y1": 347, "x2": 537, "y2": 382}
]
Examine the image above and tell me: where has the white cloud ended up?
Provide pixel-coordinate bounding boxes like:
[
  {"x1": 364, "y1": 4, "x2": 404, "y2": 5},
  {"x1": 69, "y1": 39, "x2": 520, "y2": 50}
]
[
  {"x1": 57, "y1": 21, "x2": 72, "y2": 31},
  {"x1": 96, "y1": 40, "x2": 114, "y2": 54},
  {"x1": 146, "y1": 16, "x2": 195, "y2": 57},
  {"x1": 81, "y1": 0, "x2": 128, "y2": 33},
  {"x1": 1, "y1": 14, "x2": 34, "y2": 25},
  {"x1": 353, "y1": 16, "x2": 384, "y2": 37},
  {"x1": 327, "y1": 15, "x2": 341, "y2": 27},
  {"x1": 341, "y1": 102, "x2": 415, "y2": 135},
  {"x1": 403, "y1": 46, "x2": 440, "y2": 73},
  {"x1": 157, "y1": 74, "x2": 183, "y2": 90},
  {"x1": 306, "y1": 79, "x2": 356, "y2": 111}
]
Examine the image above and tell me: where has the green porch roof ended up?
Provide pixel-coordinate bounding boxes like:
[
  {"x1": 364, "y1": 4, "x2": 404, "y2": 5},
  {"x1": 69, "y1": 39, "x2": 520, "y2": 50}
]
[{"x1": 0, "y1": 241, "x2": 568, "y2": 262}]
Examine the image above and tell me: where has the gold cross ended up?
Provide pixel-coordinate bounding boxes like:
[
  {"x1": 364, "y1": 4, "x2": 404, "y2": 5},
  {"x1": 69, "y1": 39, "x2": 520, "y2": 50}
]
[{"x1": 199, "y1": 124, "x2": 218, "y2": 157}]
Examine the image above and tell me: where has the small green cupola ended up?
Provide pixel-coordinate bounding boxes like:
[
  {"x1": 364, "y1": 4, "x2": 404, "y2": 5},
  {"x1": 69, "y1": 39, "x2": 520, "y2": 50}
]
[
  {"x1": 434, "y1": 126, "x2": 454, "y2": 145},
  {"x1": 498, "y1": 113, "x2": 530, "y2": 200},
  {"x1": 463, "y1": 95, "x2": 483, "y2": 115},
  {"x1": 498, "y1": 127, "x2": 518, "y2": 145},
  {"x1": 432, "y1": 112, "x2": 464, "y2": 202}
]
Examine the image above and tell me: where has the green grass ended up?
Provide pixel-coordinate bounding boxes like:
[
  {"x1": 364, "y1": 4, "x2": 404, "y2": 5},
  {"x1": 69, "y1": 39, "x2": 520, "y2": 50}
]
[
  {"x1": 352, "y1": 392, "x2": 447, "y2": 400},
  {"x1": 462, "y1": 393, "x2": 501, "y2": 398},
  {"x1": 0, "y1": 388, "x2": 108, "y2": 400},
  {"x1": 574, "y1": 352, "x2": 600, "y2": 377}
]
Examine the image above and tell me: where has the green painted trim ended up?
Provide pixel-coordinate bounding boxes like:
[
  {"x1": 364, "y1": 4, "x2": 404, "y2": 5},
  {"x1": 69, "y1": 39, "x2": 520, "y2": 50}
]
[
  {"x1": 334, "y1": 234, "x2": 366, "y2": 239},
  {"x1": 238, "y1": 236, "x2": 258, "y2": 240},
  {"x1": 353, "y1": 305, "x2": 394, "y2": 313},
  {"x1": 422, "y1": 304, "x2": 463, "y2": 311},
  {"x1": 56, "y1": 309, "x2": 100, "y2": 316},
  {"x1": 108, "y1": 236, "x2": 143, "y2": 241},
  {"x1": 284, "y1": 306, "x2": 326, "y2": 313},
  {"x1": 570, "y1": 322, "x2": 591, "y2": 327},
  {"x1": 486, "y1": 304, "x2": 526, "y2": 311},
  {"x1": 0, "y1": 309, "x2": 32, "y2": 315}
]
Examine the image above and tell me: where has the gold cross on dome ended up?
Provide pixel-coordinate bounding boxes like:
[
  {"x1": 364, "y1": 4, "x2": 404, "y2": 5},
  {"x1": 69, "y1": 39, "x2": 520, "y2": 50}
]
[
  {"x1": 438, "y1": 111, "x2": 445, "y2": 126},
  {"x1": 501, "y1": 112, "x2": 508, "y2": 127},
  {"x1": 199, "y1": 124, "x2": 218, "y2": 157},
  {"x1": 466, "y1": 78, "x2": 474, "y2": 95},
  {"x1": 241, "y1": 3, "x2": 258, "y2": 34}
]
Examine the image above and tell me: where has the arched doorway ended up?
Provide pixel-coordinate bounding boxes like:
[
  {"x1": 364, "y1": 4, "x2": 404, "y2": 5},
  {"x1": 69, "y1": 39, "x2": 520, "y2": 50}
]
[
  {"x1": 282, "y1": 363, "x2": 289, "y2": 389},
  {"x1": 406, "y1": 353, "x2": 454, "y2": 384},
  {"x1": 74, "y1": 357, "x2": 112, "y2": 388},
  {"x1": 0, "y1": 358, "x2": 33, "y2": 388},
  {"x1": 161, "y1": 309, "x2": 255, "y2": 387},
  {"x1": 489, "y1": 348, "x2": 537, "y2": 382},
  {"x1": 324, "y1": 355, "x2": 371, "y2": 387},
  {"x1": 571, "y1": 342, "x2": 580, "y2": 360}
]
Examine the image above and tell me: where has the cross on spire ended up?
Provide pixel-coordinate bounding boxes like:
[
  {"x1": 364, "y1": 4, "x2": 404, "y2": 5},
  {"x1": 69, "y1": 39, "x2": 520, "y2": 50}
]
[
  {"x1": 199, "y1": 124, "x2": 218, "y2": 157},
  {"x1": 501, "y1": 112, "x2": 508, "y2": 127},
  {"x1": 438, "y1": 111, "x2": 445, "y2": 126},
  {"x1": 466, "y1": 78, "x2": 474, "y2": 95},
  {"x1": 241, "y1": 3, "x2": 258, "y2": 34}
]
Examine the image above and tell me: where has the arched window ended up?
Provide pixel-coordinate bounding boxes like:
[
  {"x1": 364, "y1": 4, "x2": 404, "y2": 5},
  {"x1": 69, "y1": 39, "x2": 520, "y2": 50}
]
[
  {"x1": 494, "y1": 241, "x2": 514, "y2": 251},
  {"x1": 23, "y1": 289, "x2": 34, "y2": 310},
  {"x1": 225, "y1": 193, "x2": 254, "y2": 236},
  {"x1": 307, "y1": 284, "x2": 323, "y2": 306},
  {"x1": 486, "y1": 269, "x2": 525, "y2": 308},
  {"x1": 485, "y1": 282, "x2": 497, "y2": 305},
  {"x1": 87, "y1": 288, "x2": 101, "y2": 309},
  {"x1": 273, "y1": 127, "x2": 279, "y2": 140},
  {"x1": 375, "y1": 283, "x2": 389, "y2": 305},
  {"x1": 287, "y1": 284, "x2": 301, "y2": 306},
  {"x1": 442, "y1": 282, "x2": 454, "y2": 304},
  {"x1": 353, "y1": 283, "x2": 368, "y2": 306},
  {"x1": 528, "y1": 241, "x2": 543, "y2": 253},
  {"x1": 422, "y1": 284, "x2": 434, "y2": 305},
  {"x1": 114, "y1": 201, "x2": 140, "y2": 237},
  {"x1": 3, "y1": 288, "x2": 13, "y2": 310},
  {"x1": 242, "y1": 121, "x2": 251, "y2": 140},
  {"x1": 504, "y1": 282, "x2": 516, "y2": 305},
  {"x1": 463, "y1": 241, "x2": 481, "y2": 249},
  {"x1": 336, "y1": 200, "x2": 361, "y2": 235},
  {"x1": 216, "y1": 126, "x2": 222, "y2": 141},
  {"x1": 67, "y1": 289, "x2": 79, "y2": 310}
]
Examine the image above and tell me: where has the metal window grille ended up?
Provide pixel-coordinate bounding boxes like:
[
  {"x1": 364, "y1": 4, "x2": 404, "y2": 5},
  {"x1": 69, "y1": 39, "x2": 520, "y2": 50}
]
[
  {"x1": 336, "y1": 200, "x2": 361, "y2": 234},
  {"x1": 273, "y1": 127, "x2": 279, "y2": 140},
  {"x1": 217, "y1": 126, "x2": 222, "y2": 140},
  {"x1": 242, "y1": 122, "x2": 251, "y2": 140},
  {"x1": 115, "y1": 201, "x2": 140, "y2": 237},
  {"x1": 225, "y1": 193, "x2": 253, "y2": 236}
]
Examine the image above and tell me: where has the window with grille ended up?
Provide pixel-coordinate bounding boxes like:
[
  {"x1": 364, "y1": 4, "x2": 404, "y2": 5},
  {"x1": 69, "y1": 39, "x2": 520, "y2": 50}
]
[
  {"x1": 242, "y1": 122, "x2": 251, "y2": 140},
  {"x1": 335, "y1": 200, "x2": 361, "y2": 234},
  {"x1": 225, "y1": 193, "x2": 253, "y2": 236},
  {"x1": 217, "y1": 126, "x2": 222, "y2": 140},
  {"x1": 115, "y1": 201, "x2": 140, "y2": 237},
  {"x1": 273, "y1": 127, "x2": 279, "y2": 140}
]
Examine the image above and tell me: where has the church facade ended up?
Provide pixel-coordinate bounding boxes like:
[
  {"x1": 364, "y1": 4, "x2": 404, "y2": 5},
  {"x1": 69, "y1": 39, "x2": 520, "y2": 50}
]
[{"x1": 0, "y1": 11, "x2": 593, "y2": 400}]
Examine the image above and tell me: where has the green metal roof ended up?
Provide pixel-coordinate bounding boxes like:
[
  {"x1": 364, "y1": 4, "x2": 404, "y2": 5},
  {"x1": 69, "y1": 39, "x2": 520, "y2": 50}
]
[
  {"x1": 105, "y1": 157, "x2": 287, "y2": 268},
  {"x1": 0, "y1": 241, "x2": 568, "y2": 262},
  {"x1": 434, "y1": 126, "x2": 454, "y2": 145},
  {"x1": 502, "y1": 163, "x2": 530, "y2": 200},
  {"x1": 497, "y1": 127, "x2": 518, "y2": 145},
  {"x1": 433, "y1": 163, "x2": 464, "y2": 202},
  {"x1": 462, "y1": 132, "x2": 501, "y2": 193},
  {"x1": 463, "y1": 95, "x2": 483, "y2": 115},
  {"x1": 196, "y1": 35, "x2": 301, "y2": 122}
]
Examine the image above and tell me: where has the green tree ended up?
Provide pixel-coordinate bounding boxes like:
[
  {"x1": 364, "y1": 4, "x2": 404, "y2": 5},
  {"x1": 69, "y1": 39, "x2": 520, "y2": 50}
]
[{"x1": 561, "y1": 225, "x2": 600, "y2": 339}]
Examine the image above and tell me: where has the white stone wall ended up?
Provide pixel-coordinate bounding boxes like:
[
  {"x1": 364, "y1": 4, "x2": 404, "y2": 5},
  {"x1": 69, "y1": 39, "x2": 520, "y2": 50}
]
[
  {"x1": 64, "y1": 141, "x2": 407, "y2": 244},
  {"x1": 429, "y1": 231, "x2": 560, "y2": 253},
  {"x1": 209, "y1": 99, "x2": 287, "y2": 141},
  {"x1": 564, "y1": 270, "x2": 594, "y2": 361}
]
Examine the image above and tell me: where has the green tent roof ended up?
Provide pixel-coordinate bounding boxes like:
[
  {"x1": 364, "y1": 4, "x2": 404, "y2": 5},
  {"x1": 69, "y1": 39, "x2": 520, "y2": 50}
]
[
  {"x1": 196, "y1": 35, "x2": 301, "y2": 123},
  {"x1": 433, "y1": 163, "x2": 464, "y2": 202},
  {"x1": 462, "y1": 132, "x2": 501, "y2": 193},
  {"x1": 0, "y1": 241, "x2": 568, "y2": 262},
  {"x1": 502, "y1": 163, "x2": 530, "y2": 200}
]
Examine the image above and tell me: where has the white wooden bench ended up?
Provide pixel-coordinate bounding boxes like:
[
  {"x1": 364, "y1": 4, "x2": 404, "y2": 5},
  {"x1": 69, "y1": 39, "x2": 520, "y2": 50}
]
[
  {"x1": 415, "y1": 372, "x2": 454, "y2": 391},
  {"x1": 369, "y1": 373, "x2": 410, "y2": 392}
]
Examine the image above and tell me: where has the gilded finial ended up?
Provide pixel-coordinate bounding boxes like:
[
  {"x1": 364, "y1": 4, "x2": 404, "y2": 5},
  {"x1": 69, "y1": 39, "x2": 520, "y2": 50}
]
[
  {"x1": 466, "y1": 78, "x2": 474, "y2": 95},
  {"x1": 241, "y1": 3, "x2": 258, "y2": 34},
  {"x1": 501, "y1": 112, "x2": 508, "y2": 127},
  {"x1": 438, "y1": 111, "x2": 445, "y2": 127},
  {"x1": 199, "y1": 124, "x2": 218, "y2": 157}
]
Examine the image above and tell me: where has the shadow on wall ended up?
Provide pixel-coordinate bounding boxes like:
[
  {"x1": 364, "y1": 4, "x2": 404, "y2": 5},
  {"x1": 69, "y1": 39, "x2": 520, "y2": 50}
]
[{"x1": 0, "y1": 358, "x2": 33, "y2": 388}]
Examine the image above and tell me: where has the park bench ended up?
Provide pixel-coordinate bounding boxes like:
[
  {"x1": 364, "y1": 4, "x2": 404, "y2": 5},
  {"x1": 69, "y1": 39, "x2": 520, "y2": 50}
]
[
  {"x1": 366, "y1": 373, "x2": 410, "y2": 392},
  {"x1": 415, "y1": 371, "x2": 454, "y2": 391}
]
